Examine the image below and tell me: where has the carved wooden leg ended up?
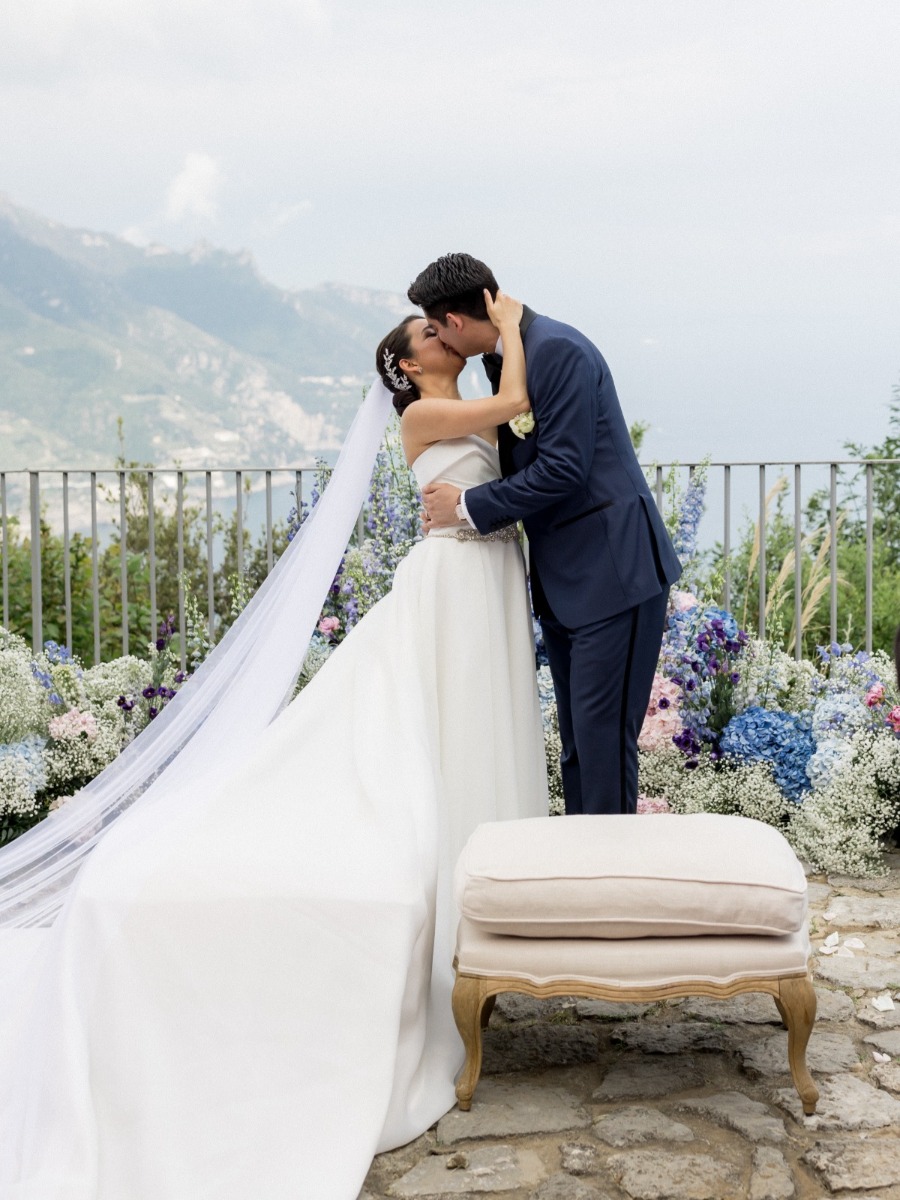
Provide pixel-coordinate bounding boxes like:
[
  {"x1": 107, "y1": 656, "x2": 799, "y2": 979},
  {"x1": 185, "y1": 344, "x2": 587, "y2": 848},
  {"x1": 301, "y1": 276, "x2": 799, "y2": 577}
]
[
  {"x1": 452, "y1": 974, "x2": 492, "y2": 1111},
  {"x1": 773, "y1": 995, "x2": 789, "y2": 1029},
  {"x1": 480, "y1": 993, "x2": 497, "y2": 1029},
  {"x1": 778, "y1": 974, "x2": 819, "y2": 1114}
]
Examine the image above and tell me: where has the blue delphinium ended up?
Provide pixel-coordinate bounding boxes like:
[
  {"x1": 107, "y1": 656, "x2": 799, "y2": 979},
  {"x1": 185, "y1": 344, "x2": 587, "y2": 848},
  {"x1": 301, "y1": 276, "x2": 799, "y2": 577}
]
[
  {"x1": 671, "y1": 463, "x2": 708, "y2": 566},
  {"x1": 660, "y1": 601, "x2": 749, "y2": 759},
  {"x1": 720, "y1": 707, "x2": 815, "y2": 803}
]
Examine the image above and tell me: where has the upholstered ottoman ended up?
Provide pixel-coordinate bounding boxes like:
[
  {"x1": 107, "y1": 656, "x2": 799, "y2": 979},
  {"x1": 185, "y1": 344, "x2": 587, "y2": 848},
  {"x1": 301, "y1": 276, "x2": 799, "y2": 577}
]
[{"x1": 452, "y1": 813, "x2": 818, "y2": 1114}]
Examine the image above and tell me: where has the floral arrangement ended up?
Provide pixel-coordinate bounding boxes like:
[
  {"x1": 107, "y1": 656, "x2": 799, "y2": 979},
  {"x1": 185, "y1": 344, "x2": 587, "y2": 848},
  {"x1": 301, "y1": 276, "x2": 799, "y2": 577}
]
[
  {"x1": 0, "y1": 621, "x2": 186, "y2": 842},
  {"x1": 637, "y1": 604, "x2": 900, "y2": 875}
]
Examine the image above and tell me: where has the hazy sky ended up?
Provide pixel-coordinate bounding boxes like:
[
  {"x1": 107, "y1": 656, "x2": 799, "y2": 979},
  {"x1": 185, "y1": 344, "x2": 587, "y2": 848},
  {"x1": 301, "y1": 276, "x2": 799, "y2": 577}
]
[{"x1": 2, "y1": 0, "x2": 899, "y2": 465}]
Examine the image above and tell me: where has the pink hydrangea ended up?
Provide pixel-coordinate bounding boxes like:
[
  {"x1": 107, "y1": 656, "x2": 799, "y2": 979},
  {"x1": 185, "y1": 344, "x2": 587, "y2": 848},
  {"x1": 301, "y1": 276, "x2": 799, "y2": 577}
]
[
  {"x1": 638, "y1": 673, "x2": 683, "y2": 752},
  {"x1": 672, "y1": 590, "x2": 699, "y2": 612},
  {"x1": 888, "y1": 706, "x2": 900, "y2": 735},
  {"x1": 866, "y1": 683, "x2": 885, "y2": 708},
  {"x1": 48, "y1": 709, "x2": 99, "y2": 742},
  {"x1": 317, "y1": 617, "x2": 341, "y2": 635},
  {"x1": 637, "y1": 795, "x2": 671, "y2": 814}
]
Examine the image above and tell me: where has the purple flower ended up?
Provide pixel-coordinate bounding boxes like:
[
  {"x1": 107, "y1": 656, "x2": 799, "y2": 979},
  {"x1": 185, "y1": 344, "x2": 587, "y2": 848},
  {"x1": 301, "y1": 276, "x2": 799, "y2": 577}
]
[
  {"x1": 142, "y1": 686, "x2": 157, "y2": 699},
  {"x1": 148, "y1": 707, "x2": 159, "y2": 719}
]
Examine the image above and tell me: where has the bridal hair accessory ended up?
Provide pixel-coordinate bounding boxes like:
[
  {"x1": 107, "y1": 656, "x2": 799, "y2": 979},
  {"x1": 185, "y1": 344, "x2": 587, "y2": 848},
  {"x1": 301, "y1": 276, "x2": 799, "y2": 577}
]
[
  {"x1": 509, "y1": 412, "x2": 535, "y2": 439},
  {"x1": 382, "y1": 349, "x2": 411, "y2": 393}
]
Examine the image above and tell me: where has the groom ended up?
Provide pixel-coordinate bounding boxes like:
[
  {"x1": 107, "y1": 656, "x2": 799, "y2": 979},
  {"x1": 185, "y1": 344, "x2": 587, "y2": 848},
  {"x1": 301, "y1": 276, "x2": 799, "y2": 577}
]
[{"x1": 409, "y1": 253, "x2": 682, "y2": 816}]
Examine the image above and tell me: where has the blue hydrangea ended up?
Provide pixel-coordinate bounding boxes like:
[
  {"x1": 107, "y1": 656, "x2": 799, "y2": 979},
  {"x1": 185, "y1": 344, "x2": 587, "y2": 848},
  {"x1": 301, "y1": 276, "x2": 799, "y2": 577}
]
[
  {"x1": 0, "y1": 735, "x2": 48, "y2": 815},
  {"x1": 720, "y1": 707, "x2": 815, "y2": 804},
  {"x1": 812, "y1": 693, "x2": 873, "y2": 742},
  {"x1": 806, "y1": 736, "x2": 854, "y2": 789}
]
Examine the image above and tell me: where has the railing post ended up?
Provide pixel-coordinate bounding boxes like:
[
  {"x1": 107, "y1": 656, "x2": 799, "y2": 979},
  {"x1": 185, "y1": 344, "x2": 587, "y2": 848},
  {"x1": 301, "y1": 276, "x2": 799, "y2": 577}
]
[
  {"x1": 793, "y1": 464, "x2": 802, "y2": 661},
  {"x1": 91, "y1": 472, "x2": 100, "y2": 664},
  {"x1": 829, "y1": 464, "x2": 838, "y2": 643},
  {"x1": 119, "y1": 470, "x2": 129, "y2": 655},
  {"x1": 1, "y1": 473, "x2": 8, "y2": 630},
  {"x1": 723, "y1": 465, "x2": 731, "y2": 612},
  {"x1": 206, "y1": 472, "x2": 215, "y2": 645},
  {"x1": 62, "y1": 472, "x2": 72, "y2": 653},
  {"x1": 757, "y1": 465, "x2": 766, "y2": 641},
  {"x1": 235, "y1": 470, "x2": 244, "y2": 578},
  {"x1": 29, "y1": 472, "x2": 42, "y2": 653},
  {"x1": 177, "y1": 471, "x2": 186, "y2": 672},
  {"x1": 148, "y1": 471, "x2": 157, "y2": 642},
  {"x1": 265, "y1": 471, "x2": 273, "y2": 575},
  {"x1": 865, "y1": 463, "x2": 874, "y2": 654}
]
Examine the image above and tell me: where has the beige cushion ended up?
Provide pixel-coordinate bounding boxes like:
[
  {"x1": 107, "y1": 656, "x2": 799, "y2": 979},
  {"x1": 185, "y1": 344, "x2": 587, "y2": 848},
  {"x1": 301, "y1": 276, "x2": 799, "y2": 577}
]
[
  {"x1": 454, "y1": 917, "x2": 810, "y2": 988},
  {"x1": 454, "y1": 814, "x2": 808, "y2": 939}
]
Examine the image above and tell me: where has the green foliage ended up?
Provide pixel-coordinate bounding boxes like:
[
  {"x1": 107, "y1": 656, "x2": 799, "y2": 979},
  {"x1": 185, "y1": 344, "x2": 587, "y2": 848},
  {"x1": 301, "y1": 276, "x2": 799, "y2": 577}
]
[{"x1": 706, "y1": 386, "x2": 900, "y2": 656}]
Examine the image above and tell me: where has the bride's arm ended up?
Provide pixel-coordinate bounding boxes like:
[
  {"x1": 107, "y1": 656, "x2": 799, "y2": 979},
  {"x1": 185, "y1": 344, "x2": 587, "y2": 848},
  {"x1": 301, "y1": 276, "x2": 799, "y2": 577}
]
[{"x1": 401, "y1": 292, "x2": 529, "y2": 443}]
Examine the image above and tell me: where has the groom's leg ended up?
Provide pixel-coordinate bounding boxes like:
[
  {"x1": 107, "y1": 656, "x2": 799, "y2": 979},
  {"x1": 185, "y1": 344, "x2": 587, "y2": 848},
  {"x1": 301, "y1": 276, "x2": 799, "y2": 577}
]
[
  {"x1": 568, "y1": 586, "x2": 669, "y2": 815},
  {"x1": 539, "y1": 616, "x2": 582, "y2": 815}
]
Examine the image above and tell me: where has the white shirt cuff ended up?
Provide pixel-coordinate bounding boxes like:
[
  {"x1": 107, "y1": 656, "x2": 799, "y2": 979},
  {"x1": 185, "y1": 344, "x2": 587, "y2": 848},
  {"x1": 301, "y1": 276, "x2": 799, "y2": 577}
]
[{"x1": 457, "y1": 489, "x2": 477, "y2": 529}]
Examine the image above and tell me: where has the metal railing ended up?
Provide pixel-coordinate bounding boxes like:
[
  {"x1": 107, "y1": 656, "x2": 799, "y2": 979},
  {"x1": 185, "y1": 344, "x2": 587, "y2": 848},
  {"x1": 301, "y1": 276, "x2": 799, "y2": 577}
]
[{"x1": 1, "y1": 458, "x2": 897, "y2": 665}]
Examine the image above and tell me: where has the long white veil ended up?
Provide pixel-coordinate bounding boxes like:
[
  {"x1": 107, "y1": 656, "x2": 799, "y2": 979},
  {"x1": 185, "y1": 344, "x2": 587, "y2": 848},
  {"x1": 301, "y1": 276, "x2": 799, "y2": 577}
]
[{"x1": 0, "y1": 381, "x2": 394, "y2": 929}]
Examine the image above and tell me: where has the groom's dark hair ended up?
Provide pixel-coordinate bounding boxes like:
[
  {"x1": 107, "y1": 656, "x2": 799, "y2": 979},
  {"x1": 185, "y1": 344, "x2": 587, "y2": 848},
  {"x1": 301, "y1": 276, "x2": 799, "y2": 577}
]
[{"x1": 408, "y1": 253, "x2": 499, "y2": 324}]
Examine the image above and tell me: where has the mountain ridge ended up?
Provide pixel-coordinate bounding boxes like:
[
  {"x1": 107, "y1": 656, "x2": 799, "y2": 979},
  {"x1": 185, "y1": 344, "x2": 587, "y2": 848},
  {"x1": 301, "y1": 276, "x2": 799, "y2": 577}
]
[{"x1": 0, "y1": 195, "x2": 411, "y2": 468}]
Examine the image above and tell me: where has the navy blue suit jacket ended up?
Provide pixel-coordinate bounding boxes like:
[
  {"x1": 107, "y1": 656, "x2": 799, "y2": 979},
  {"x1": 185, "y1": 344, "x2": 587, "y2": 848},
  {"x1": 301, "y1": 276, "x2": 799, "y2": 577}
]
[{"x1": 465, "y1": 308, "x2": 682, "y2": 629}]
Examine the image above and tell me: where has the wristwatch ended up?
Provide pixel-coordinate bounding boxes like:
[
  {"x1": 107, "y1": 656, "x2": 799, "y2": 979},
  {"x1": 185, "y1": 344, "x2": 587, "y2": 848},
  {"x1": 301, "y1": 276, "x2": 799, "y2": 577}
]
[{"x1": 455, "y1": 501, "x2": 466, "y2": 522}]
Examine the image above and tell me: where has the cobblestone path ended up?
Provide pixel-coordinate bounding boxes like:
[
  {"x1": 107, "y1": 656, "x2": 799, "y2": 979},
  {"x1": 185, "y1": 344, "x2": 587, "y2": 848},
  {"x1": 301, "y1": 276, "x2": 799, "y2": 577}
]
[{"x1": 359, "y1": 855, "x2": 900, "y2": 1199}]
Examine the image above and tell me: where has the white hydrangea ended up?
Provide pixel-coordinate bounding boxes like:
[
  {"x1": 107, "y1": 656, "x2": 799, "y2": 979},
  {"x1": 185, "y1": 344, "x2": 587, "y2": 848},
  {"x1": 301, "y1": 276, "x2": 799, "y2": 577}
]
[{"x1": 805, "y1": 735, "x2": 854, "y2": 790}]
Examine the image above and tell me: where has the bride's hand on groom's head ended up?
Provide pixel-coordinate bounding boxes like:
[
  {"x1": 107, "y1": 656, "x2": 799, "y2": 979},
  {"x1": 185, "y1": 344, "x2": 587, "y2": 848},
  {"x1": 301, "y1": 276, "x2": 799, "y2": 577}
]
[{"x1": 485, "y1": 289, "x2": 523, "y2": 330}]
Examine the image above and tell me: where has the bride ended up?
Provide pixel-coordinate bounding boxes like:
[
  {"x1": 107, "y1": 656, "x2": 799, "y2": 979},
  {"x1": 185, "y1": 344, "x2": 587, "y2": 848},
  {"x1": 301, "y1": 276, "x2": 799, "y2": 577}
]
[{"x1": 0, "y1": 292, "x2": 548, "y2": 1199}]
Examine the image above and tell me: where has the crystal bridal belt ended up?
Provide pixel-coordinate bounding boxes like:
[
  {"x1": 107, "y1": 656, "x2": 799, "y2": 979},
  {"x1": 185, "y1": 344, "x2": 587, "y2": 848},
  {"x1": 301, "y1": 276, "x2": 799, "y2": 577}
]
[{"x1": 429, "y1": 524, "x2": 519, "y2": 543}]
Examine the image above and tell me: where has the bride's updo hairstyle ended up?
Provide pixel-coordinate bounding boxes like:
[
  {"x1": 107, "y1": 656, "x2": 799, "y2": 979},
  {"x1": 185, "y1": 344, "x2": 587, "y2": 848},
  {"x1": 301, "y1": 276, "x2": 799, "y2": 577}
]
[{"x1": 376, "y1": 317, "x2": 421, "y2": 415}]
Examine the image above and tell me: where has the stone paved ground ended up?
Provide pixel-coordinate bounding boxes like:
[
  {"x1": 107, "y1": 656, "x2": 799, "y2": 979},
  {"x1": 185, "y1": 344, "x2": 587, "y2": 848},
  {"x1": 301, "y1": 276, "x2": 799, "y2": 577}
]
[{"x1": 359, "y1": 854, "x2": 900, "y2": 1200}]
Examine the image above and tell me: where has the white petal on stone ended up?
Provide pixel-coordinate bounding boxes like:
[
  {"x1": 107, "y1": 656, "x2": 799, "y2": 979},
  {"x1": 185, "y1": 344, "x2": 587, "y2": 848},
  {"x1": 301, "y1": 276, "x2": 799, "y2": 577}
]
[
  {"x1": 823, "y1": 910, "x2": 838, "y2": 921},
  {"x1": 818, "y1": 945, "x2": 837, "y2": 956},
  {"x1": 873, "y1": 994, "x2": 896, "y2": 1012},
  {"x1": 844, "y1": 937, "x2": 866, "y2": 950},
  {"x1": 834, "y1": 947, "x2": 856, "y2": 958},
  {"x1": 873, "y1": 1051, "x2": 893, "y2": 1063},
  {"x1": 823, "y1": 932, "x2": 840, "y2": 948}
]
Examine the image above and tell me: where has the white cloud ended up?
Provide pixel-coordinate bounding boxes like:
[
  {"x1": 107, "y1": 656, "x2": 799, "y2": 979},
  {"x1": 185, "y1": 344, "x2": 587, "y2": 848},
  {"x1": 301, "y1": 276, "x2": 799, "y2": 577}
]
[{"x1": 163, "y1": 153, "x2": 222, "y2": 225}]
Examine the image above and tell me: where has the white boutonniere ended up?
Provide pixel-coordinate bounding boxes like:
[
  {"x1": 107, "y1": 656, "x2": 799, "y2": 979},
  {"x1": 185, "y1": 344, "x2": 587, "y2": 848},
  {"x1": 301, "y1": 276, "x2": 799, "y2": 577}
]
[{"x1": 509, "y1": 412, "x2": 535, "y2": 439}]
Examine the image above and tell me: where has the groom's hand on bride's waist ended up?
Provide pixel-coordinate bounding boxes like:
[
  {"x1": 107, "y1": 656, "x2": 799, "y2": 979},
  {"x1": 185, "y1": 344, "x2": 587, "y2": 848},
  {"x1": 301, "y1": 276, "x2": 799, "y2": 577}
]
[{"x1": 422, "y1": 483, "x2": 463, "y2": 530}]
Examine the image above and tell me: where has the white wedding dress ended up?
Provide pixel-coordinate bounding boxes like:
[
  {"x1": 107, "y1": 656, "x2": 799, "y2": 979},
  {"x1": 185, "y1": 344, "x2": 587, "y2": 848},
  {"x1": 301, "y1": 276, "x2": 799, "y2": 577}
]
[{"x1": 0, "y1": 435, "x2": 548, "y2": 1200}]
